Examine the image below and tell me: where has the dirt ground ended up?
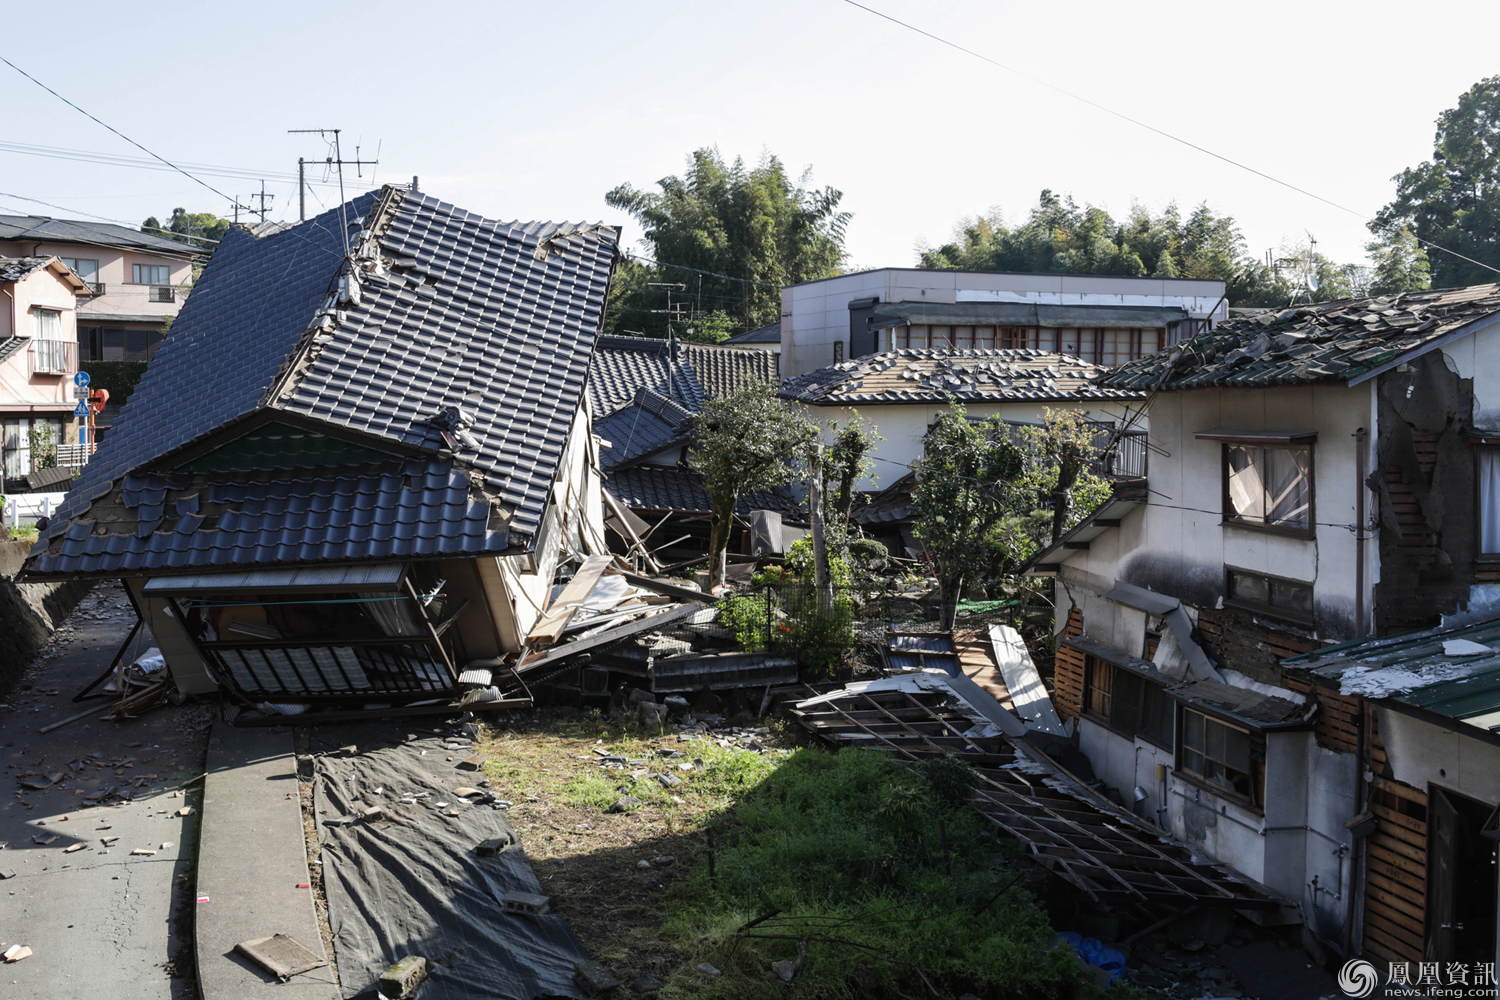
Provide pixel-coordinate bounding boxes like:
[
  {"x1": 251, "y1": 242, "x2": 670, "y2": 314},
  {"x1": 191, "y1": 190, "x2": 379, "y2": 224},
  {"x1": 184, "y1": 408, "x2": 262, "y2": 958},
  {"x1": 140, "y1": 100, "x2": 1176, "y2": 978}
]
[{"x1": 472, "y1": 706, "x2": 801, "y2": 991}]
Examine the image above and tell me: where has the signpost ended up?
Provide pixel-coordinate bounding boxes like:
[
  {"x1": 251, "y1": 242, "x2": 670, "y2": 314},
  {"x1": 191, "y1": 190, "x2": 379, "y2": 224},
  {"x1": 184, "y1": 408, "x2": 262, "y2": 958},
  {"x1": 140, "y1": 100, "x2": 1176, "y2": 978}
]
[{"x1": 74, "y1": 372, "x2": 92, "y2": 447}]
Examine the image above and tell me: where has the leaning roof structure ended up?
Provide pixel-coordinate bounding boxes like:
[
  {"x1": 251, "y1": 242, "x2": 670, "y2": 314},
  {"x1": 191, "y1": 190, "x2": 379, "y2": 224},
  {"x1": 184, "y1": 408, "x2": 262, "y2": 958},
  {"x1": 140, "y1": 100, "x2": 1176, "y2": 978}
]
[
  {"x1": 1098, "y1": 283, "x2": 1500, "y2": 391},
  {"x1": 779, "y1": 348, "x2": 1147, "y2": 406},
  {"x1": 587, "y1": 335, "x2": 778, "y2": 417},
  {"x1": 26, "y1": 186, "x2": 618, "y2": 579}
]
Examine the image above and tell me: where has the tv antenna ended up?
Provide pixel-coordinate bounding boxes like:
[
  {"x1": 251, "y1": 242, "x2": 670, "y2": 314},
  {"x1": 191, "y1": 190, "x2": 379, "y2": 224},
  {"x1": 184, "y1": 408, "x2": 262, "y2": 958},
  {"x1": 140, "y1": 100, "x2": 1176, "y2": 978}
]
[
  {"x1": 288, "y1": 128, "x2": 379, "y2": 228},
  {"x1": 249, "y1": 180, "x2": 273, "y2": 223}
]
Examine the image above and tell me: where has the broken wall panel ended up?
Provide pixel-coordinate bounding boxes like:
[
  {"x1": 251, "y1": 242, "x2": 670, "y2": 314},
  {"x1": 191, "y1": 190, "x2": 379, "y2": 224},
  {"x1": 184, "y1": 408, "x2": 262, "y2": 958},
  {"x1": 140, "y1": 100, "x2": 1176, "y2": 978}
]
[{"x1": 1052, "y1": 606, "x2": 1086, "y2": 721}]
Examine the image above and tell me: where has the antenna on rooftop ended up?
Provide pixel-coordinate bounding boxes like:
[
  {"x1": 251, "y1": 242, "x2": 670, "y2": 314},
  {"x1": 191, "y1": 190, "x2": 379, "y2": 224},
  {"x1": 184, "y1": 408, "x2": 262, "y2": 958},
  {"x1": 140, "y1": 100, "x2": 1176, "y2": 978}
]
[
  {"x1": 249, "y1": 180, "x2": 274, "y2": 224},
  {"x1": 288, "y1": 128, "x2": 379, "y2": 228}
]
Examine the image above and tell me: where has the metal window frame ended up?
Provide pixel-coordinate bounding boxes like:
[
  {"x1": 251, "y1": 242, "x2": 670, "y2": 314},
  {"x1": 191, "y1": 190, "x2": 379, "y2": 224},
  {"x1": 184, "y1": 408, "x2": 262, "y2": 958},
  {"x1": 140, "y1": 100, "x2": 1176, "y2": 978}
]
[{"x1": 1220, "y1": 440, "x2": 1316, "y2": 539}]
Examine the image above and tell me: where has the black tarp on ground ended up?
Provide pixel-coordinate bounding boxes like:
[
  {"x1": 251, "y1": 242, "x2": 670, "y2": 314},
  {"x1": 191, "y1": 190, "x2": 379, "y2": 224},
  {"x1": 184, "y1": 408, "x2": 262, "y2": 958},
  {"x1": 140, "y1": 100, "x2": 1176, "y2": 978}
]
[{"x1": 310, "y1": 723, "x2": 587, "y2": 1000}]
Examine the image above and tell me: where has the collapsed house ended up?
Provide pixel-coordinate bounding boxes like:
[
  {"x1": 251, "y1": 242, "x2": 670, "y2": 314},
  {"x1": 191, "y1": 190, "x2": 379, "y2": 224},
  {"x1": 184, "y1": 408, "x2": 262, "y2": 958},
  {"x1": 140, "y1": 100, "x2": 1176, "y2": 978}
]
[
  {"x1": 22, "y1": 186, "x2": 620, "y2": 719},
  {"x1": 1022, "y1": 283, "x2": 1500, "y2": 964}
]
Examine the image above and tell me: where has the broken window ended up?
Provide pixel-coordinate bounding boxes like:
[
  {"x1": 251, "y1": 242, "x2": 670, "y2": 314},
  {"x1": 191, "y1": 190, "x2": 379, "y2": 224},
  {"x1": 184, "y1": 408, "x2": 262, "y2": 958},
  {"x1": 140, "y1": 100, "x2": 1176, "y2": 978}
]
[
  {"x1": 1224, "y1": 443, "x2": 1312, "y2": 532},
  {"x1": 1084, "y1": 655, "x2": 1174, "y2": 750},
  {"x1": 1179, "y1": 709, "x2": 1258, "y2": 803},
  {"x1": 1225, "y1": 568, "x2": 1314, "y2": 623}
]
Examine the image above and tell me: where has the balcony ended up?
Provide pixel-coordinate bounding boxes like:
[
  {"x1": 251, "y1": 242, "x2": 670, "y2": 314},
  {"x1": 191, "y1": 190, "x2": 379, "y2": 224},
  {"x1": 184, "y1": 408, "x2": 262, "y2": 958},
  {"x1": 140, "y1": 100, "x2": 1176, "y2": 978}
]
[
  {"x1": 148, "y1": 285, "x2": 175, "y2": 303},
  {"x1": 77, "y1": 281, "x2": 105, "y2": 297},
  {"x1": 30, "y1": 339, "x2": 77, "y2": 376}
]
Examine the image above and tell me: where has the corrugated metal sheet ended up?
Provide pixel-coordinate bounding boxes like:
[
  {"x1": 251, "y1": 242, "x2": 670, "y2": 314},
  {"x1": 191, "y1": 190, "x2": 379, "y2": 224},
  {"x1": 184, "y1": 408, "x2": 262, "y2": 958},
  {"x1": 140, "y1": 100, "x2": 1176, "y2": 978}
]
[{"x1": 142, "y1": 563, "x2": 404, "y2": 594}]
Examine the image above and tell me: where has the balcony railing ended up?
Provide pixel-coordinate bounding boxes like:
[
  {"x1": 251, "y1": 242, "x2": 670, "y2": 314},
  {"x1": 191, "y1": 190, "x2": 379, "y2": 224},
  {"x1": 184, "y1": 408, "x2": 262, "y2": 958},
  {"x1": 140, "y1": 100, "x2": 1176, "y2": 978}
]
[
  {"x1": 56, "y1": 443, "x2": 93, "y2": 468},
  {"x1": 29, "y1": 339, "x2": 76, "y2": 376},
  {"x1": 74, "y1": 281, "x2": 105, "y2": 297},
  {"x1": 148, "y1": 285, "x2": 175, "y2": 303}
]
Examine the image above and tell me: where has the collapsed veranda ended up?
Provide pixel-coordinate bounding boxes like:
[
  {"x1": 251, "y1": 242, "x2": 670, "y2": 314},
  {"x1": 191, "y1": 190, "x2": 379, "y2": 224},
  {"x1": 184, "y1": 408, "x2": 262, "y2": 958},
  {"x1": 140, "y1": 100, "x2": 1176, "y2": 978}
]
[{"x1": 23, "y1": 186, "x2": 619, "y2": 713}]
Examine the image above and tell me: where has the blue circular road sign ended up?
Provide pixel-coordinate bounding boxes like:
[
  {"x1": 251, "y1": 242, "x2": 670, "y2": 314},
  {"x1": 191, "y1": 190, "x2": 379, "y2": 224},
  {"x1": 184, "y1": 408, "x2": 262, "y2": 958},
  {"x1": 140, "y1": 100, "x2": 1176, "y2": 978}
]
[{"x1": 74, "y1": 371, "x2": 90, "y2": 388}]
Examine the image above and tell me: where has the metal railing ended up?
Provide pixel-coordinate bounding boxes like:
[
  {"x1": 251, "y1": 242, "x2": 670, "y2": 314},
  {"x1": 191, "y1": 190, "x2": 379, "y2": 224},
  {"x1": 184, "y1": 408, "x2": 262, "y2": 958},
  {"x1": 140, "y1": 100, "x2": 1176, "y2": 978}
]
[
  {"x1": 148, "y1": 285, "x2": 175, "y2": 303},
  {"x1": 29, "y1": 339, "x2": 76, "y2": 375},
  {"x1": 56, "y1": 443, "x2": 92, "y2": 468},
  {"x1": 205, "y1": 639, "x2": 458, "y2": 703}
]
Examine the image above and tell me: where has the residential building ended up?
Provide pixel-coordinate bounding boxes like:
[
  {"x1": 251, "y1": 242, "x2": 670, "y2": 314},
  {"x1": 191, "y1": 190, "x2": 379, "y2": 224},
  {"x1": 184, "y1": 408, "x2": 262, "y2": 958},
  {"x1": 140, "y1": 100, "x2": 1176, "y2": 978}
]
[
  {"x1": 720, "y1": 320, "x2": 781, "y2": 357},
  {"x1": 1022, "y1": 283, "x2": 1500, "y2": 962},
  {"x1": 0, "y1": 215, "x2": 204, "y2": 365},
  {"x1": 0, "y1": 257, "x2": 92, "y2": 487},
  {"x1": 779, "y1": 348, "x2": 1149, "y2": 492},
  {"x1": 23, "y1": 188, "x2": 619, "y2": 718},
  {"x1": 779, "y1": 268, "x2": 1228, "y2": 376}
]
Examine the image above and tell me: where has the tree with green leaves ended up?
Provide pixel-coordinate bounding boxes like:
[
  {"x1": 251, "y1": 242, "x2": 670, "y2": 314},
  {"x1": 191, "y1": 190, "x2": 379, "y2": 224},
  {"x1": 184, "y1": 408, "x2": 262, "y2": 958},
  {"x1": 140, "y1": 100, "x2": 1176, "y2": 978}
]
[
  {"x1": 688, "y1": 381, "x2": 815, "y2": 589},
  {"x1": 1375, "y1": 76, "x2": 1500, "y2": 288},
  {"x1": 910, "y1": 405, "x2": 1026, "y2": 627},
  {"x1": 142, "y1": 208, "x2": 229, "y2": 251},
  {"x1": 1366, "y1": 224, "x2": 1432, "y2": 296},
  {"x1": 605, "y1": 148, "x2": 850, "y2": 337}
]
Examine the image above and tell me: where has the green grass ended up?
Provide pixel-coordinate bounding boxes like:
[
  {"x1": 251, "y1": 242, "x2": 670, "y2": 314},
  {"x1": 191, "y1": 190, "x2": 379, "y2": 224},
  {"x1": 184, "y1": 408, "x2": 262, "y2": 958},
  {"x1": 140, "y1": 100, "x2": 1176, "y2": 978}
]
[{"x1": 656, "y1": 747, "x2": 1083, "y2": 999}]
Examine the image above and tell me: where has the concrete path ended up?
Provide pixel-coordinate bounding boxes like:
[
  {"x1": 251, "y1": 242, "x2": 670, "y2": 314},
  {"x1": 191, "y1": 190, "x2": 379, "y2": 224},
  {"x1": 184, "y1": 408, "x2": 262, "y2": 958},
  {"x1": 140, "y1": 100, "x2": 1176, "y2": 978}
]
[
  {"x1": 195, "y1": 724, "x2": 338, "y2": 999},
  {"x1": 0, "y1": 582, "x2": 210, "y2": 1000}
]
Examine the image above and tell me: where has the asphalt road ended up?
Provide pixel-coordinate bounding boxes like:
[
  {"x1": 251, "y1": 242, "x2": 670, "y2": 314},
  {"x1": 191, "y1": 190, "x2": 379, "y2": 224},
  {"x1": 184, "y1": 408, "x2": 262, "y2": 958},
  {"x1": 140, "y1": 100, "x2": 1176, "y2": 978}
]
[{"x1": 0, "y1": 581, "x2": 212, "y2": 1000}]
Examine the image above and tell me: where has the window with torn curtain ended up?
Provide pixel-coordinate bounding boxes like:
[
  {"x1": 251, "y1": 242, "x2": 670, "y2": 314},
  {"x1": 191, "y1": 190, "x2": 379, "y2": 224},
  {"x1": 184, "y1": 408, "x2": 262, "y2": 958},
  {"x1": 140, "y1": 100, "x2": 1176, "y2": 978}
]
[
  {"x1": 1178, "y1": 708, "x2": 1264, "y2": 807},
  {"x1": 1223, "y1": 443, "x2": 1313, "y2": 534}
]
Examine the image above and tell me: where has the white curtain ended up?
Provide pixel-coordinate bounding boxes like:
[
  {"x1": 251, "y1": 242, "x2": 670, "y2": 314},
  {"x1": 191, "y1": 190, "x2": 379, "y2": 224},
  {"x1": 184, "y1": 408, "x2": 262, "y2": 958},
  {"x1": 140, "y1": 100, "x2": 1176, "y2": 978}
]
[{"x1": 1481, "y1": 449, "x2": 1500, "y2": 554}]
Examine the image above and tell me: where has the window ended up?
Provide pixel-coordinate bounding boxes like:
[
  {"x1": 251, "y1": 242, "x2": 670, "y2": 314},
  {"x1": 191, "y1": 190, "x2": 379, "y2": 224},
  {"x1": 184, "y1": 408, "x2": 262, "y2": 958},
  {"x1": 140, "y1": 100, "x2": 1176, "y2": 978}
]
[
  {"x1": 999, "y1": 327, "x2": 1031, "y2": 350},
  {"x1": 132, "y1": 263, "x2": 169, "y2": 285},
  {"x1": 2, "y1": 417, "x2": 64, "y2": 482},
  {"x1": 1180, "y1": 708, "x2": 1260, "y2": 804},
  {"x1": 60, "y1": 257, "x2": 98, "y2": 282},
  {"x1": 1225, "y1": 568, "x2": 1314, "y2": 623},
  {"x1": 1481, "y1": 448, "x2": 1500, "y2": 555},
  {"x1": 1084, "y1": 655, "x2": 1173, "y2": 749},
  {"x1": 32, "y1": 308, "x2": 62, "y2": 340},
  {"x1": 1224, "y1": 443, "x2": 1312, "y2": 531}
]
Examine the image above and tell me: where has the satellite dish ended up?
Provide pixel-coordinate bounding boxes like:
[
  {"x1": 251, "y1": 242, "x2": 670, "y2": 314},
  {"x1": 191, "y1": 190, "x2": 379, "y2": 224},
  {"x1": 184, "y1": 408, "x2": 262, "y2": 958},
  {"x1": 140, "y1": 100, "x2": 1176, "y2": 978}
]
[{"x1": 1308, "y1": 271, "x2": 1320, "y2": 292}]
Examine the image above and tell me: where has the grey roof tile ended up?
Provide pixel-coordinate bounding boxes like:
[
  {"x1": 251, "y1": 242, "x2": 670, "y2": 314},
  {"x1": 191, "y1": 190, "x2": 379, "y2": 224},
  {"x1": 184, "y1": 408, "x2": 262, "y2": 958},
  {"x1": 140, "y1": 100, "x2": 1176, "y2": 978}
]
[{"x1": 0, "y1": 216, "x2": 205, "y2": 256}]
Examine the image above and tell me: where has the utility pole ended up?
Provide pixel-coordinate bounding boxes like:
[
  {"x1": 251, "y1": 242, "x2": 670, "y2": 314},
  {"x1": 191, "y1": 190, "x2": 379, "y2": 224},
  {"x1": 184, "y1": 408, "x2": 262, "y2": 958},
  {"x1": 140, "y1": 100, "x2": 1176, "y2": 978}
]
[
  {"x1": 647, "y1": 282, "x2": 688, "y2": 339},
  {"x1": 807, "y1": 442, "x2": 833, "y2": 611},
  {"x1": 250, "y1": 181, "x2": 273, "y2": 223}
]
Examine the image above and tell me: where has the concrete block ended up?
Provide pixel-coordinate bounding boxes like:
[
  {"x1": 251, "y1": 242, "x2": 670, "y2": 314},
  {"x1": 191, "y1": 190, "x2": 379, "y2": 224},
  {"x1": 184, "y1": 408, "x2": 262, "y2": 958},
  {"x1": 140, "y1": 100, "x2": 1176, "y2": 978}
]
[
  {"x1": 475, "y1": 834, "x2": 516, "y2": 857},
  {"x1": 501, "y1": 890, "x2": 550, "y2": 915},
  {"x1": 456, "y1": 755, "x2": 484, "y2": 771},
  {"x1": 378, "y1": 955, "x2": 428, "y2": 999},
  {"x1": 574, "y1": 959, "x2": 621, "y2": 995}
]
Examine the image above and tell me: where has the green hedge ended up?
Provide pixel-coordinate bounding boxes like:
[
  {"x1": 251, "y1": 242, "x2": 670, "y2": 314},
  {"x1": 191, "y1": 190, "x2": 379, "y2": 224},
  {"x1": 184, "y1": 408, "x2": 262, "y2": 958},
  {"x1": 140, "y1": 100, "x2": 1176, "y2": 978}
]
[{"x1": 79, "y1": 361, "x2": 149, "y2": 406}]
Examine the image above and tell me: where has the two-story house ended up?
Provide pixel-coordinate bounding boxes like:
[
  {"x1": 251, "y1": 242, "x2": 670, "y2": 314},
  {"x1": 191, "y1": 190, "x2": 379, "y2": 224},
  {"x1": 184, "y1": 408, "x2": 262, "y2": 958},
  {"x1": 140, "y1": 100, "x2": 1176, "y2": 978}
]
[
  {"x1": 0, "y1": 257, "x2": 93, "y2": 488},
  {"x1": 1021, "y1": 283, "x2": 1500, "y2": 962},
  {"x1": 0, "y1": 215, "x2": 204, "y2": 365}
]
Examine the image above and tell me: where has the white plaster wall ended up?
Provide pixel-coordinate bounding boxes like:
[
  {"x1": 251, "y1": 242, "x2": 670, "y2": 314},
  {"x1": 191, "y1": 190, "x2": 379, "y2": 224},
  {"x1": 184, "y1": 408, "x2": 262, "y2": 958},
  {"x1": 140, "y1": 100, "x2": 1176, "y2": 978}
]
[
  {"x1": 1376, "y1": 707, "x2": 1500, "y2": 805},
  {"x1": 1436, "y1": 322, "x2": 1500, "y2": 432},
  {"x1": 1055, "y1": 382, "x2": 1378, "y2": 646},
  {"x1": 1078, "y1": 718, "x2": 1176, "y2": 826},
  {"x1": 798, "y1": 399, "x2": 1140, "y2": 492},
  {"x1": 780, "y1": 269, "x2": 1226, "y2": 376}
]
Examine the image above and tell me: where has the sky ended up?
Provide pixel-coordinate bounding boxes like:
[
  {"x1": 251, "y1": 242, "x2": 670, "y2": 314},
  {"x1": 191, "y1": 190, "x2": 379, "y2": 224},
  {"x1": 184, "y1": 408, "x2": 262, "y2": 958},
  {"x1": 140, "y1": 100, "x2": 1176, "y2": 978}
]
[{"x1": 1, "y1": 0, "x2": 1495, "y2": 276}]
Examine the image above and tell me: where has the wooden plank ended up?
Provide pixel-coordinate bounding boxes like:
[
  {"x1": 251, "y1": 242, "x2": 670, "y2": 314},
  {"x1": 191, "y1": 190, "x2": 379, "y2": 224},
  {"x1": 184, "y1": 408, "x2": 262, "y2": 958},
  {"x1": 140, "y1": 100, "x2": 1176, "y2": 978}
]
[
  {"x1": 1364, "y1": 909, "x2": 1425, "y2": 954},
  {"x1": 1368, "y1": 841, "x2": 1426, "y2": 880},
  {"x1": 1374, "y1": 817, "x2": 1428, "y2": 851},
  {"x1": 1362, "y1": 919, "x2": 1424, "y2": 964},
  {"x1": 1365, "y1": 869, "x2": 1425, "y2": 910},
  {"x1": 527, "y1": 555, "x2": 613, "y2": 645},
  {"x1": 1372, "y1": 802, "x2": 1429, "y2": 837},
  {"x1": 1371, "y1": 830, "x2": 1426, "y2": 865},
  {"x1": 1375, "y1": 777, "x2": 1428, "y2": 806},
  {"x1": 1364, "y1": 883, "x2": 1426, "y2": 938},
  {"x1": 602, "y1": 488, "x2": 662, "y2": 573},
  {"x1": 617, "y1": 571, "x2": 707, "y2": 605},
  {"x1": 514, "y1": 602, "x2": 706, "y2": 675}
]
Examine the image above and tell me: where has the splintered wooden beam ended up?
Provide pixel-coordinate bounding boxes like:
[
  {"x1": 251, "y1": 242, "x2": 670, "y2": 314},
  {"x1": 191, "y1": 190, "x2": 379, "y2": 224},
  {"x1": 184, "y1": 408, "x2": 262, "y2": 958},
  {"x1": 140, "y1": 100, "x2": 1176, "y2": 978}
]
[{"x1": 527, "y1": 554, "x2": 614, "y2": 646}]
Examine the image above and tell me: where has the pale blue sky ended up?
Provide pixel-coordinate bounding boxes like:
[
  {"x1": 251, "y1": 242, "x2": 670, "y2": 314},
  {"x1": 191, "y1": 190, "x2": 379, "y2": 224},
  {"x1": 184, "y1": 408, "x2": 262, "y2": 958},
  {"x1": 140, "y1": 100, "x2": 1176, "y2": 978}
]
[{"x1": 1, "y1": 0, "x2": 1495, "y2": 273}]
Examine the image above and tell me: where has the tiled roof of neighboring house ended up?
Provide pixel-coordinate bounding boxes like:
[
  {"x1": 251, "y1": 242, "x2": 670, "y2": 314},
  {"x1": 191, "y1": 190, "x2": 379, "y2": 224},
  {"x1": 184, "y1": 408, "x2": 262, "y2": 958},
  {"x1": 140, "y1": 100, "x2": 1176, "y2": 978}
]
[
  {"x1": 0, "y1": 256, "x2": 53, "y2": 283},
  {"x1": 1098, "y1": 284, "x2": 1500, "y2": 390},
  {"x1": 867, "y1": 301, "x2": 1188, "y2": 331},
  {"x1": 605, "y1": 464, "x2": 800, "y2": 517},
  {"x1": 1288, "y1": 613, "x2": 1500, "y2": 731},
  {"x1": 0, "y1": 215, "x2": 205, "y2": 257},
  {"x1": 586, "y1": 335, "x2": 778, "y2": 417},
  {"x1": 779, "y1": 348, "x2": 1147, "y2": 405},
  {"x1": 32, "y1": 458, "x2": 512, "y2": 576},
  {"x1": 27, "y1": 187, "x2": 618, "y2": 578},
  {"x1": 594, "y1": 388, "x2": 695, "y2": 471},
  {"x1": 722, "y1": 320, "x2": 780, "y2": 345},
  {"x1": 0, "y1": 337, "x2": 30, "y2": 366},
  {"x1": 851, "y1": 472, "x2": 917, "y2": 526}
]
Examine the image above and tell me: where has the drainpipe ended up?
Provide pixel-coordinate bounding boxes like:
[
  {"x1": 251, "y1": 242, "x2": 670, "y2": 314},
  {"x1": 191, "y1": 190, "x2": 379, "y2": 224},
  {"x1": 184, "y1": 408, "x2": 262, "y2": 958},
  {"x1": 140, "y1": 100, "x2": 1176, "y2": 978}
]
[{"x1": 1354, "y1": 427, "x2": 1367, "y2": 638}]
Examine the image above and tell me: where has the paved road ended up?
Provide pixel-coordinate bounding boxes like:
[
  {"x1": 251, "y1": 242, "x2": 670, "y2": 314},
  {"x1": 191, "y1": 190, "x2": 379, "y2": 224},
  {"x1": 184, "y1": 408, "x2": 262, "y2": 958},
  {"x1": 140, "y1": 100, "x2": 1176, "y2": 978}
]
[{"x1": 0, "y1": 581, "x2": 212, "y2": 1000}]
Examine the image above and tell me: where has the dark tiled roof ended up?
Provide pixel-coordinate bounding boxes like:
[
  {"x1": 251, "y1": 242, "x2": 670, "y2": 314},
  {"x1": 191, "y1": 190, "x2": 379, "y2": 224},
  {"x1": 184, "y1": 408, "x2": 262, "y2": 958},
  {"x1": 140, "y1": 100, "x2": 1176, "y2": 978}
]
[
  {"x1": 0, "y1": 257, "x2": 53, "y2": 283},
  {"x1": 1098, "y1": 284, "x2": 1500, "y2": 390},
  {"x1": 594, "y1": 388, "x2": 695, "y2": 471},
  {"x1": 722, "y1": 321, "x2": 780, "y2": 344},
  {"x1": 0, "y1": 337, "x2": 30, "y2": 366},
  {"x1": 29, "y1": 187, "x2": 618, "y2": 578},
  {"x1": 27, "y1": 458, "x2": 510, "y2": 576},
  {"x1": 779, "y1": 349, "x2": 1146, "y2": 405},
  {"x1": 0, "y1": 215, "x2": 205, "y2": 257},
  {"x1": 606, "y1": 464, "x2": 800, "y2": 517},
  {"x1": 586, "y1": 336, "x2": 779, "y2": 416},
  {"x1": 851, "y1": 472, "x2": 917, "y2": 525}
]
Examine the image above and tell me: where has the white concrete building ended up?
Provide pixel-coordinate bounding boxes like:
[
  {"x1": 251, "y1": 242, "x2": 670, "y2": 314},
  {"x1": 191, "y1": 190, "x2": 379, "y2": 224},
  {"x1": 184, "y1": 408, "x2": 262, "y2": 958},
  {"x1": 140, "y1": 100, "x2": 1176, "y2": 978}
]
[{"x1": 779, "y1": 268, "x2": 1228, "y2": 376}]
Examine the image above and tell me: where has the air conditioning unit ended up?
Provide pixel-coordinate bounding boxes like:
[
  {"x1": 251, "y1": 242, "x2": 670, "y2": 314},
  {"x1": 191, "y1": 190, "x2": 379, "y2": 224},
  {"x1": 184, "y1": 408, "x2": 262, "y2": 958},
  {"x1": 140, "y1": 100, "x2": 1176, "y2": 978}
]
[{"x1": 149, "y1": 285, "x2": 175, "y2": 303}]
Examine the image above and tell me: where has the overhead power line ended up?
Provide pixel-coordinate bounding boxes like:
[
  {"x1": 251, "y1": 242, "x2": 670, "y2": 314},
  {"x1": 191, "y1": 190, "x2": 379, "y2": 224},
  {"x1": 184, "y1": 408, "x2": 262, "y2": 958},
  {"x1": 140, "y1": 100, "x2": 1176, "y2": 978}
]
[
  {"x1": 840, "y1": 0, "x2": 1500, "y2": 279},
  {"x1": 0, "y1": 53, "x2": 235, "y2": 206},
  {"x1": 626, "y1": 251, "x2": 780, "y2": 288},
  {"x1": 0, "y1": 138, "x2": 343, "y2": 188}
]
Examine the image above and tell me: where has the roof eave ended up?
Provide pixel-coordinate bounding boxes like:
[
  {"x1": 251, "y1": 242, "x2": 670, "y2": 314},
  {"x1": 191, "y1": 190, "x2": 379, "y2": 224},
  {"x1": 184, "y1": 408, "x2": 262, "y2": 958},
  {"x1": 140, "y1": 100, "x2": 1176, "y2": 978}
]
[{"x1": 1346, "y1": 309, "x2": 1500, "y2": 387}]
